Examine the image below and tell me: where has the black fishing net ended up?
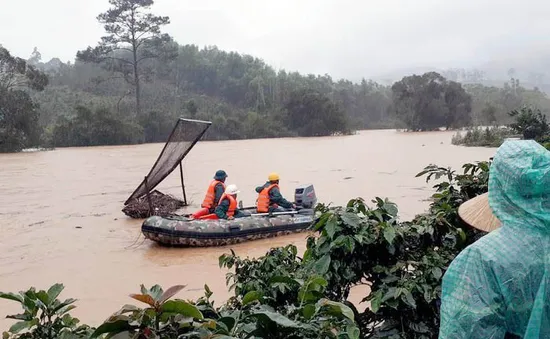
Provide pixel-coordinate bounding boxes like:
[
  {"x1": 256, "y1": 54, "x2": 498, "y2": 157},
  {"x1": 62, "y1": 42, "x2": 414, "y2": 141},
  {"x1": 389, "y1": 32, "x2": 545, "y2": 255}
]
[{"x1": 124, "y1": 118, "x2": 211, "y2": 205}]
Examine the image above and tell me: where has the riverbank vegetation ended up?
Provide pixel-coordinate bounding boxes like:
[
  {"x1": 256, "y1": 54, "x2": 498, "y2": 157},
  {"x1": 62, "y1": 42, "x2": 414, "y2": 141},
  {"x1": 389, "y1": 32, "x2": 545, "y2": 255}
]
[
  {"x1": 451, "y1": 126, "x2": 516, "y2": 147},
  {"x1": 452, "y1": 106, "x2": 550, "y2": 148},
  {"x1": 3, "y1": 0, "x2": 550, "y2": 152},
  {"x1": 1, "y1": 158, "x2": 491, "y2": 338}
]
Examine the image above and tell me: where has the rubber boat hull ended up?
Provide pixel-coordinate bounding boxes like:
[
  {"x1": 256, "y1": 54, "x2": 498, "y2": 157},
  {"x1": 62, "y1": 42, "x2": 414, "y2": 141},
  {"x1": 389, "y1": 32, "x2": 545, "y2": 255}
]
[{"x1": 141, "y1": 209, "x2": 316, "y2": 247}]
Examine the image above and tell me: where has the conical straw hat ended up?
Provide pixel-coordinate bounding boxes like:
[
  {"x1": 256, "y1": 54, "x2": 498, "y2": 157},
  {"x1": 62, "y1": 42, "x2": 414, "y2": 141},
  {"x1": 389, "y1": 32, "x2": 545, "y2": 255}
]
[{"x1": 457, "y1": 192, "x2": 501, "y2": 232}]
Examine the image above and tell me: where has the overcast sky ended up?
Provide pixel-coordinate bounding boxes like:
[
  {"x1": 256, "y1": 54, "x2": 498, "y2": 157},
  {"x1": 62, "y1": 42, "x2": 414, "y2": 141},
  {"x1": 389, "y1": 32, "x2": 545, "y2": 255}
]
[{"x1": 1, "y1": 0, "x2": 549, "y2": 80}]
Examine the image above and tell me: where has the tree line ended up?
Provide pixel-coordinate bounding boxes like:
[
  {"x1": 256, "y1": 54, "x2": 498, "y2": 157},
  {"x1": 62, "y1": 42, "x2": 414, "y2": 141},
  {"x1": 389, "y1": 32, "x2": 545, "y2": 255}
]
[{"x1": 3, "y1": 0, "x2": 550, "y2": 152}]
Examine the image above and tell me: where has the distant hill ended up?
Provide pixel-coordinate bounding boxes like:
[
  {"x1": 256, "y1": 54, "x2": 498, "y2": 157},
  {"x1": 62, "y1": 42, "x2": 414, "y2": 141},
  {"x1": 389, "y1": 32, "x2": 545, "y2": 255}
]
[{"x1": 370, "y1": 53, "x2": 550, "y2": 94}]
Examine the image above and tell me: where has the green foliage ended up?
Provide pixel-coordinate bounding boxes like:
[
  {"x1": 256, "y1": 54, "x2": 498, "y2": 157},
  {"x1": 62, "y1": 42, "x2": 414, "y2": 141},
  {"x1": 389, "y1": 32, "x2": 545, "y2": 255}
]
[
  {"x1": 451, "y1": 126, "x2": 516, "y2": 147},
  {"x1": 47, "y1": 105, "x2": 144, "y2": 147},
  {"x1": 0, "y1": 284, "x2": 92, "y2": 338},
  {"x1": 77, "y1": 0, "x2": 174, "y2": 116},
  {"x1": 0, "y1": 46, "x2": 48, "y2": 92},
  {"x1": 8, "y1": 41, "x2": 550, "y2": 149},
  {"x1": 302, "y1": 161, "x2": 490, "y2": 337},
  {"x1": 284, "y1": 88, "x2": 350, "y2": 136},
  {"x1": 453, "y1": 105, "x2": 550, "y2": 148},
  {"x1": 90, "y1": 284, "x2": 203, "y2": 338},
  {"x1": 508, "y1": 106, "x2": 550, "y2": 140},
  {"x1": 464, "y1": 78, "x2": 550, "y2": 126},
  {"x1": 219, "y1": 245, "x2": 304, "y2": 308},
  {"x1": 218, "y1": 247, "x2": 359, "y2": 338},
  {"x1": 391, "y1": 72, "x2": 472, "y2": 131},
  {"x1": 0, "y1": 46, "x2": 48, "y2": 152}
]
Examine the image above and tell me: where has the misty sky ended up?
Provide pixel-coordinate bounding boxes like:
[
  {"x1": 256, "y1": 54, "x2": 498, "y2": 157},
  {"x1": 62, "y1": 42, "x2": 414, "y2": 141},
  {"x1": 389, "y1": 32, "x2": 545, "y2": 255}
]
[{"x1": 1, "y1": 0, "x2": 549, "y2": 80}]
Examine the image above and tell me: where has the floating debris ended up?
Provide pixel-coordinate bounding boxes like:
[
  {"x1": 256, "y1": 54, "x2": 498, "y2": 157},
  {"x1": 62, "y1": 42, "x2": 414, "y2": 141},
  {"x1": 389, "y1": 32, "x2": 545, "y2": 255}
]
[{"x1": 122, "y1": 190, "x2": 185, "y2": 219}]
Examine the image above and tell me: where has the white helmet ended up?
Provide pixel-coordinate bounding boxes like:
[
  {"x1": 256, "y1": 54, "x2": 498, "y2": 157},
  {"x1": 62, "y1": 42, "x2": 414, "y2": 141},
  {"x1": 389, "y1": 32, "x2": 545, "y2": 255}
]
[{"x1": 225, "y1": 184, "x2": 240, "y2": 195}]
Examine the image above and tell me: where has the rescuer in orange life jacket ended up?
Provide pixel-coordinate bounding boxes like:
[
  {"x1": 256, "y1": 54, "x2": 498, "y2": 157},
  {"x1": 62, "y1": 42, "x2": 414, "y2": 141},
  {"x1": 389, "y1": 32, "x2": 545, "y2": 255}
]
[
  {"x1": 255, "y1": 172, "x2": 296, "y2": 213},
  {"x1": 214, "y1": 184, "x2": 250, "y2": 220},
  {"x1": 192, "y1": 170, "x2": 228, "y2": 219}
]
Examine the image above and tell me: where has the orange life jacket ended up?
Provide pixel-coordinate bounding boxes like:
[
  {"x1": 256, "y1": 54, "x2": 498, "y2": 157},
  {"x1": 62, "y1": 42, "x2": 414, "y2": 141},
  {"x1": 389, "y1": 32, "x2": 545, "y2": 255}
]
[
  {"x1": 219, "y1": 193, "x2": 237, "y2": 218},
  {"x1": 201, "y1": 180, "x2": 225, "y2": 209},
  {"x1": 256, "y1": 183, "x2": 278, "y2": 213}
]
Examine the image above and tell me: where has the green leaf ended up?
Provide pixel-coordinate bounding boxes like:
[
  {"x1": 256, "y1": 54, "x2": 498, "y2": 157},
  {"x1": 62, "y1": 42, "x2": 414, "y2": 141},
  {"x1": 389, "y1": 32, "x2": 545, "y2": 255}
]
[
  {"x1": 35, "y1": 291, "x2": 50, "y2": 306},
  {"x1": 302, "y1": 304, "x2": 316, "y2": 320},
  {"x1": 91, "y1": 318, "x2": 134, "y2": 338},
  {"x1": 317, "y1": 299, "x2": 355, "y2": 321},
  {"x1": 242, "y1": 291, "x2": 262, "y2": 306},
  {"x1": 161, "y1": 300, "x2": 204, "y2": 319},
  {"x1": 217, "y1": 316, "x2": 236, "y2": 333},
  {"x1": 431, "y1": 267, "x2": 443, "y2": 280},
  {"x1": 247, "y1": 310, "x2": 300, "y2": 328},
  {"x1": 401, "y1": 289, "x2": 417, "y2": 309},
  {"x1": 148, "y1": 285, "x2": 163, "y2": 301},
  {"x1": 457, "y1": 228, "x2": 467, "y2": 242},
  {"x1": 313, "y1": 212, "x2": 330, "y2": 231},
  {"x1": 382, "y1": 288, "x2": 397, "y2": 302},
  {"x1": 8, "y1": 320, "x2": 35, "y2": 334},
  {"x1": 5, "y1": 313, "x2": 31, "y2": 321},
  {"x1": 269, "y1": 276, "x2": 301, "y2": 287},
  {"x1": 370, "y1": 290, "x2": 383, "y2": 313},
  {"x1": 409, "y1": 321, "x2": 430, "y2": 334},
  {"x1": 325, "y1": 215, "x2": 338, "y2": 239},
  {"x1": 341, "y1": 212, "x2": 361, "y2": 228},
  {"x1": 56, "y1": 304, "x2": 77, "y2": 316},
  {"x1": 313, "y1": 255, "x2": 331, "y2": 275},
  {"x1": 383, "y1": 226, "x2": 396, "y2": 244},
  {"x1": 384, "y1": 203, "x2": 399, "y2": 216},
  {"x1": 52, "y1": 298, "x2": 77, "y2": 313},
  {"x1": 346, "y1": 324, "x2": 360, "y2": 339},
  {"x1": 0, "y1": 292, "x2": 23, "y2": 303},
  {"x1": 373, "y1": 210, "x2": 384, "y2": 222},
  {"x1": 46, "y1": 283, "x2": 64, "y2": 303},
  {"x1": 111, "y1": 304, "x2": 141, "y2": 316}
]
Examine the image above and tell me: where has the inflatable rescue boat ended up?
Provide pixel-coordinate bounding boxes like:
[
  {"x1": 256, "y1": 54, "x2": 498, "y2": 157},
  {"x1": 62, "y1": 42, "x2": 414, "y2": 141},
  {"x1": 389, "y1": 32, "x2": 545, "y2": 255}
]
[{"x1": 141, "y1": 184, "x2": 318, "y2": 247}]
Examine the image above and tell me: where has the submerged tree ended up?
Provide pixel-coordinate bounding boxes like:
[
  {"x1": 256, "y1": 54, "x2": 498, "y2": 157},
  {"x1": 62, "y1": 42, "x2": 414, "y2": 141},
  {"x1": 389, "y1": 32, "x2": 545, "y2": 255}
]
[
  {"x1": 509, "y1": 106, "x2": 550, "y2": 140},
  {"x1": 76, "y1": 0, "x2": 174, "y2": 116},
  {"x1": 0, "y1": 46, "x2": 48, "y2": 152},
  {"x1": 391, "y1": 72, "x2": 472, "y2": 131},
  {"x1": 284, "y1": 88, "x2": 350, "y2": 137}
]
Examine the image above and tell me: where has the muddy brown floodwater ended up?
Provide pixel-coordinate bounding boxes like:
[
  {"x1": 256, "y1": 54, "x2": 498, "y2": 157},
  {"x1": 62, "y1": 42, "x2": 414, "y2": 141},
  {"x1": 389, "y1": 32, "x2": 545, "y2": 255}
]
[{"x1": 0, "y1": 130, "x2": 496, "y2": 328}]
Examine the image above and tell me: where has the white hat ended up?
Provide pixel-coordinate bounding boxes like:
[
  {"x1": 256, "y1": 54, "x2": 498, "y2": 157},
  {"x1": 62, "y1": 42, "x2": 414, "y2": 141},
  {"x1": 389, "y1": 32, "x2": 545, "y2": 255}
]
[{"x1": 225, "y1": 184, "x2": 240, "y2": 195}]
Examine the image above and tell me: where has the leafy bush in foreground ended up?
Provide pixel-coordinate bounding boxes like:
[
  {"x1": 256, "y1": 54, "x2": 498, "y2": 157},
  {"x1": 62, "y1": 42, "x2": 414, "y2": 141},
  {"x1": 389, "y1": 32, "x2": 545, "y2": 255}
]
[
  {"x1": 2, "y1": 160, "x2": 491, "y2": 338},
  {"x1": 0, "y1": 284, "x2": 92, "y2": 338}
]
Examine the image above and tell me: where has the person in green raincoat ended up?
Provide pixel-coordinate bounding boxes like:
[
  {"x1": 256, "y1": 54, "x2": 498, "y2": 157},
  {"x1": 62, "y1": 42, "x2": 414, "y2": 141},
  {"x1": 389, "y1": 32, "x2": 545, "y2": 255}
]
[{"x1": 439, "y1": 140, "x2": 550, "y2": 338}]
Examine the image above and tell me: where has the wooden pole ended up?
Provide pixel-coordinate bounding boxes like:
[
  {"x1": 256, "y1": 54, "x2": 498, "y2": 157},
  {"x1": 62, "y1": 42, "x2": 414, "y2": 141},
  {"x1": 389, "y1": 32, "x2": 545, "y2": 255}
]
[
  {"x1": 179, "y1": 162, "x2": 187, "y2": 205},
  {"x1": 144, "y1": 176, "x2": 154, "y2": 216}
]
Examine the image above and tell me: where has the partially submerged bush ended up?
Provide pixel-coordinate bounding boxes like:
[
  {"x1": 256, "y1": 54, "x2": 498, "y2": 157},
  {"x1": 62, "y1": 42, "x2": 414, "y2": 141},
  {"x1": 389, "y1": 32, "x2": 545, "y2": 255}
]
[{"x1": 451, "y1": 126, "x2": 516, "y2": 147}]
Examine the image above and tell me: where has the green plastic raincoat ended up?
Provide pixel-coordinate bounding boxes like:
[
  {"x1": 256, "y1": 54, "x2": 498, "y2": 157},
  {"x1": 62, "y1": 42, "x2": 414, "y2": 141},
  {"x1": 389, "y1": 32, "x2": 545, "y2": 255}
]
[{"x1": 439, "y1": 140, "x2": 550, "y2": 338}]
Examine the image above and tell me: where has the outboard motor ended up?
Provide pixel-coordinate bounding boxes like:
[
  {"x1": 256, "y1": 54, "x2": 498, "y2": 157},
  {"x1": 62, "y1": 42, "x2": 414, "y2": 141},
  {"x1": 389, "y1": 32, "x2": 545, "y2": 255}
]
[{"x1": 294, "y1": 184, "x2": 317, "y2": 209}]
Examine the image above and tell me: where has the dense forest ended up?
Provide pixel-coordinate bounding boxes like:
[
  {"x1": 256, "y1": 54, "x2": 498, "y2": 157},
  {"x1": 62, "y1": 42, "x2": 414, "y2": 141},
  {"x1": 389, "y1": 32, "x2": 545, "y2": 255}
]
[{"x1": 2, "y1": 0, "x2": 550, "y2": 152}]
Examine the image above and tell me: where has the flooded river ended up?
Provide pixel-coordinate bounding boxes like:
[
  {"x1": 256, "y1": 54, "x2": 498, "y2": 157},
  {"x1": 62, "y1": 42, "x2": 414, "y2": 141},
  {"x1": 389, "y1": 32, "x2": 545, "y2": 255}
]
[{"x1": 0, "y1": 130, "x2": 496, "y2": 328}]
